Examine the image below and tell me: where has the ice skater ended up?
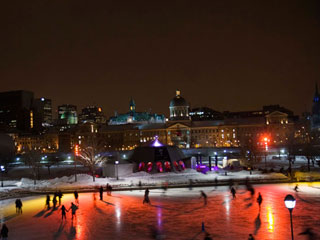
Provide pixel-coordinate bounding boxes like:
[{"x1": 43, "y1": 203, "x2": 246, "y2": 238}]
[
  {"x1": 0, "y1": 224, "x2": 8, "y2": 240},
  {"x1": 248, "y1": 187, "x2": 255, "y2": 198},
  {"x1": 99, "y1": 186, "x2": 104, "y2": 200},
  {"x1": 46, "y1": 194, "x2": 51, "y2": 210},
  {"x1": 231, "y1": 187, "x2": 236, "y2": 199},
  {"x1": 248, "y1": 233, "x2": 255, "y2": 240},
  {"x1": 74, "y1": 190, "x2": 79, "y2": 204},
  {"x1": 143, "y1": 188, "x2": 150, "y2": 204},
  {"x1": 53, "y1": 194, "x2": 58, "y2": 209},
  {"x1": 200, "y1": 191, "x2": 208, "y2": 205},
  {"x1": 257, "y1": 192, "x2": 263, "y2": 210},
  {"x1": 69, "y1": 202, "x2": 78, "y2": 220},
  {"x1": 58, "y1": 190, "x2": 63, "y2": 205},
  {"x1": 61, "y1": 205, "x2": 68, "y2": 220},
  {"x1": 15, "y1": 199, "x2": 23, "y2": 214}
]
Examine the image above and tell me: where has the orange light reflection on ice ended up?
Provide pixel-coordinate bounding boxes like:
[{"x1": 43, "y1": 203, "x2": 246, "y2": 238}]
[{"x1": 267, "y1": 206, "x2": 274, "y2": 233}]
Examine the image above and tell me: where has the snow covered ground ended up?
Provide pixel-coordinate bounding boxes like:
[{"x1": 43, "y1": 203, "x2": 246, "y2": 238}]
[{"x1": 0, "y1": 170, "x2": 288, "y2": 199}]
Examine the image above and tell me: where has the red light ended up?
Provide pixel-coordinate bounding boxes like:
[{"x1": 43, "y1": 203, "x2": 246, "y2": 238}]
[{"x1": 74, "y1": 144, "x2": 79, "y2": 156}]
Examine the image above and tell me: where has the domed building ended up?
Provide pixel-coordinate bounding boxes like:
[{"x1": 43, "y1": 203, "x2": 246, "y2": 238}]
[{"x1": 169, "y1": 90, "x2": 190, "y2": 121}]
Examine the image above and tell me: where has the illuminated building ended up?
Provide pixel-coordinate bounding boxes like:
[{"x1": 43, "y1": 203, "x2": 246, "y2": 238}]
[
  {"x1": 79, "y1": 106, "x2": 106, "y2": 124},
  {"x1": 190, "y1": 107, "x2": 223, "y2": 121},
  {"x1": 108, "y1": 97, "x2": 165, "y2": 125},
  {"x1": 130, "y1": 137, "x2": 188, "y2": 173},
  {"x1": 311, "y1": 83, "x2": 320, "y2": 131},
  {"x1": 0, "y1": 90, "x2": 34, "y2": 132},
  {"x1": 169, "y1": 90, "x2": 190, "y2": 121},
  {"x1": 58, "y1": 104, "x2": 78, "y2": 125},
  {"x1": 33, "y1": 97, "x2": 53, "y2": 130}
]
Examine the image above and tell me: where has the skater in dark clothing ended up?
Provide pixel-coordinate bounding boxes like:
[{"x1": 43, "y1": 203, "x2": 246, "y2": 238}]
[
  {"x1": 214, "y1": 177, "x2": 218, "y2": 189},
  {"x1": 200, "y1": 191, "x2": 208, "y2": 205},
  {"x1": 294, "y1": 184, "x2": 299, "y2": 192},
  {"x1": 249, "y1": 187, "x2": 255, "y2": 198},
  {"x1": 204, "y1": 232, "x2": 212, "y2": 240},
  {"x1": 46, "y1": 194, "x2": 51, "y2": 210},
  {"x1": 231, "y1": 187, "x2": 236, "y2": 199},
  {"x1": 69, "y1": 202, "x2": 78, "y2": 220},
  {"x1": 0, "y1": 224, "x2": 8, "y2": 240},
  {"x1": 248, "y1": 233, "x2": 255, "y2": 240},
  {"x1": 52, "y1": 195, "x2": 58, "y2": 209},
  {"x1": 257, "y1": 192, "x2": 263, "y2": 210},
  {"x1": 109, "y1": 185, "x2": 112, "y2": 195},
  {"x1": 143, "y1": 188, "x2": 150, "y2": 204},
  {"x1": 15, "y1": 199, "x2": 23, "y2": 214},
  {"x1": 189, "y1": 179, "x2": 193, "y2": 190},
  {"x1": 61, "y1": 205, "x2": 68, "y2": 220},
  {"x1": 74, "y1": 191, "x2": 79, "y2": 204},
  {"x1": 58, "y1": 190, "x2": 63, "y2": 205},
  {"x1": 99, "y1": 186, "x2": 103, "y2": 200}
]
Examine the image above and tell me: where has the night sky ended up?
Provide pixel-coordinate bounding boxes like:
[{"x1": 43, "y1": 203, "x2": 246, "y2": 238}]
[{"x1": 1, "y1": 0, "x2": 320, "y2": 118}]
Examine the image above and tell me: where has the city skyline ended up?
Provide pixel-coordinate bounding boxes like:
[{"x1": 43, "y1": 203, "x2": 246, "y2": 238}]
[{"x1": 1, "y1": 1, "x2": 320, "y2": 117}]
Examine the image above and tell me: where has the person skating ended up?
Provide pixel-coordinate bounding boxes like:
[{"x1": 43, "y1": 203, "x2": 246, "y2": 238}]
[
  {"x1": 74, "y1": 190, "x2": 79, "y2": 204},
  {"x1": 231, "y1": 187, "x2": 236, "y2": 199},
  {"x1": 46, "y1": 194, "x2": 51, "y2": 210},
  {"x1": 99, "y1": 186, "x2": 104, "y2": 200},
  {"x1": 143, "y1": 188, "x2": 150, "y2": 204},
  {"x1": 214, "y1": 177, "x2": 218, "y2": 189},
  {"x1": 58, "y1": 190, "x2": 63, "y2": 205},
  {"x1": 257, "y1": 193, "x2": 263, "y2": 210},
  {"x1": 249, "y1": 187, "x2": 255, "y2": 198},
  {"x1": 200, "y1": 191, "x2": 208, "y2": 205},
  {"x1": 0, "y1": 224, "x2": 8, "y2": 240},
  {"x1": 69, "y1": 202, "x2": 78, "y2": 220},
  {"x1": 248, "y1": 233, "x2": 255, "y2": 240},
  {"x1": 61, "y1": 205, "x2": 68, "y2": 220},
  {"x1": 15, "y1": 199, "x2": 23, "y2": 214},
  {"x1": 294, "y1": 184, "x2": 299, "y2": 192},
  {"x1": 52, "y1": 195, "x2": 58, "y2": 209}
]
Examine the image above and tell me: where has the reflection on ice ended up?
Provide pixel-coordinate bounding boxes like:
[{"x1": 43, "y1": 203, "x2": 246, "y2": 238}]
[{"x1": 267, "y1": 206, "x2": 274, "y2": 233}]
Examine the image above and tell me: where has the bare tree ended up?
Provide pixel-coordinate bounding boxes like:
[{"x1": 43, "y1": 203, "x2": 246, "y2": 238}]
[
  {"x1": 77, "y1": 136, "x2": 106, "y2": 182},
  {"x1": 24, "y1": 150, "x2": 42, "y2": 185}
]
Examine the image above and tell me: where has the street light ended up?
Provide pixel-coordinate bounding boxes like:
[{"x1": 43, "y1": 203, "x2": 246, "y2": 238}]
[
  {"x1": 263, "y1": 137, "x2": 270, "y2": 170},
  {"x1": 1, "y1": 165, "x2": 5, "y2": 187},
  {"x1": 74, "y1": 144, "x2": 79, "y2": 182},
  {"x1": 115, "y1": 160, "x2": 119, "y2": 180},
  {"x1": 284, "y1": 194, "x2": 296, "y2": 240}
]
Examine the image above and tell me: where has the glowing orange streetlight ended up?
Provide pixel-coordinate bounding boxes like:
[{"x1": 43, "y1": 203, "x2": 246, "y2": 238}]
[{"x1": 74, "y1": 144, "x2": 79, "y2": 182}]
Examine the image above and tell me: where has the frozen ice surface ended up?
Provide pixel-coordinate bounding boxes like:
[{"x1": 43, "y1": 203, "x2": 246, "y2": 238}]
[{"x1": 1, "y1": 183, "x2": 320, "y2": 240}]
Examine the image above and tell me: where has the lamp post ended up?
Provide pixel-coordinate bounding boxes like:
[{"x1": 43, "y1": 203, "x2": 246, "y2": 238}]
[
  {"x1": 115, "y1": 160, "x2": 119, "y2": 180},
  {"x1": 74, "y1": 144, "x2": 79, "y2": 182},
  {"x1": 284, "y1": 194, "x2": 296, "y2": 240},
  {"x1": 0, "y1": 165, "x2": 5, "y2": 187}
]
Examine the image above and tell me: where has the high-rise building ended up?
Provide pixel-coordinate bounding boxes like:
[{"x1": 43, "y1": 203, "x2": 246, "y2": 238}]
[
  {"x1": 79, "y1": 106, "x2": 106, "y2": 124},
  {"x1": 311, "y1": 83, "x2": 320, "y2": 131},
  {"x1": 58, "y1": 105, "x2": 78, "y2": 125},
  {"x1": 33, "y1": 97, "x2": 53, "y2": 130},
  {"x1": 0, "y1": 90, "x2": 34, "y2": 132}
]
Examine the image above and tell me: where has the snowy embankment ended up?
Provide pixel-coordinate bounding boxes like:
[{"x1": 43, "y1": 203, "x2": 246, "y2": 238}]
[{"x1": 0, "y1": 170, "x2": 289, "y2": 200}]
